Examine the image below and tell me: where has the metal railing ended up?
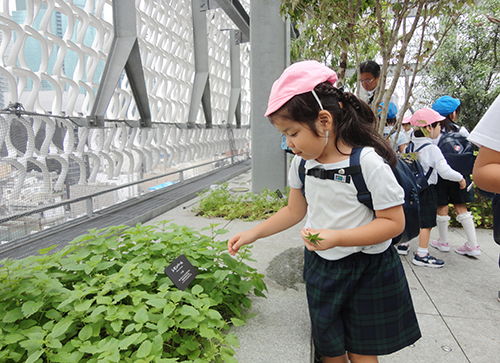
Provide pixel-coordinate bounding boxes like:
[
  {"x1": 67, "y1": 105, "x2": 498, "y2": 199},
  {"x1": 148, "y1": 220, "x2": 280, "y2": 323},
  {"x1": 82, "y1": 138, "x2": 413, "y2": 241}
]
[{"x1": 0, "y1": 152, "x2": 249, "y2": 243}]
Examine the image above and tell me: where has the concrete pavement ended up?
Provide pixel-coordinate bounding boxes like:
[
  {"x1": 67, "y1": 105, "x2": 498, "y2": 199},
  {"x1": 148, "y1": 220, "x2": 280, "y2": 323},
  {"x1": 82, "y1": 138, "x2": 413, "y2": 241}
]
[{"x1": 146, "y1": 169, "x2": 500, "y2": 363}]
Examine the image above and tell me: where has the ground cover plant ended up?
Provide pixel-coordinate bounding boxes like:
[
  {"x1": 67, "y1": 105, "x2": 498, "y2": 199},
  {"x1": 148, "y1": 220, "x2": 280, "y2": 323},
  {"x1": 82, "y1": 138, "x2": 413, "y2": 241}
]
[
  {"x1": 194, "y1": 183, "x2": 288, "y2": 221},
  {"x1": 195, "y1": 181, "x2": 494, "y2": 231},
  {"x1": 0, "y1": 222, "x2": 266, "y2": 363}
]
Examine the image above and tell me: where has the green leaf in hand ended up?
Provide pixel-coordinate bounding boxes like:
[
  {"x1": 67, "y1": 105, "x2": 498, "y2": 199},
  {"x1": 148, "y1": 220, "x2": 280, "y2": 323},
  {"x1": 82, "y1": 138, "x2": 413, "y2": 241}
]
[{"x1": 306, "y1": 232, "x2": 324, "y2": 246}]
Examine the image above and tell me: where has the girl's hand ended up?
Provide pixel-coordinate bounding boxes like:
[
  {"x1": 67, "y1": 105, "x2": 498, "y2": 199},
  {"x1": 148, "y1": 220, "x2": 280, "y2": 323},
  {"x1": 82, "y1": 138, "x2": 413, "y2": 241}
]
[
  {"x1": 459, "y1": 177, "x2": 467, "y2": 190},
  {"x1": 228, "y1": 230, "x2": 257, "y2": 256},
  {"x1": 301, "y1": 228, "x2": 336, "y2": 251}
]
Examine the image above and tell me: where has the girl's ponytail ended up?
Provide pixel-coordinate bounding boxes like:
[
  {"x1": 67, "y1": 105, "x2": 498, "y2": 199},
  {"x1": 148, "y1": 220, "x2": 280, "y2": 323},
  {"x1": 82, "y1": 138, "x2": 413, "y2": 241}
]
[{"x1": 274, "y1": 81, "x2": 397, "y2": 168}]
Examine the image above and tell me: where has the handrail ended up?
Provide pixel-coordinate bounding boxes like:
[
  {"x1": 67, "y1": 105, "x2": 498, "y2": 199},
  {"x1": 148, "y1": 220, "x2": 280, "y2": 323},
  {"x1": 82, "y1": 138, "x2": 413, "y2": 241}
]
[{"x1": 0, "y1": 152, "x2": 249, "y2": 224}]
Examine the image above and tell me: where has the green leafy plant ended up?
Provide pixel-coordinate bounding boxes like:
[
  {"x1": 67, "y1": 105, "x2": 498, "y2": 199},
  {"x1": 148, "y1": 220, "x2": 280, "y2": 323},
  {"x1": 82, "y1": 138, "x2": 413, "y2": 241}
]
[
  {"x1": 194, "y1": 183, "x2": 289, "y2": 221},
  {"x1": 305, "y1": 232, "x2": 323, "y2": 246},
  {"x1": 0, "y1": 222, "x2": 266, "y2": 363}
]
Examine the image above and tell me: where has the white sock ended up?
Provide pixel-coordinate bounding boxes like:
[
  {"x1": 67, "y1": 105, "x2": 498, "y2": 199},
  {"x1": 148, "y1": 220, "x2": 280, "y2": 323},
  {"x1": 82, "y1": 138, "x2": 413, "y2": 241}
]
[
  {"x1": 417, "y1": 247, "x2": 428, "y2": 257},
  {"x1": 436, "y1": 214, "x2": 450, "y2": 244},
  {"x1": 456, "y1": 212, "x2": 478, "y2": 248}
]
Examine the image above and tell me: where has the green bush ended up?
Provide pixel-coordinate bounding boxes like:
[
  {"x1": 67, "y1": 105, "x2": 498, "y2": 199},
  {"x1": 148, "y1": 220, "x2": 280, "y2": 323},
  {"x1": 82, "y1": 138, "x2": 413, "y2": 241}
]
[
  {"x1": 449, "y1": 186, "x2": 494, "y2": 229},
  {"x1": 194, "y1": 183, "x2": 289, "y2": 221},
  {"x1": 0, "y1": 222, "x2": 266, "y2": 363}
]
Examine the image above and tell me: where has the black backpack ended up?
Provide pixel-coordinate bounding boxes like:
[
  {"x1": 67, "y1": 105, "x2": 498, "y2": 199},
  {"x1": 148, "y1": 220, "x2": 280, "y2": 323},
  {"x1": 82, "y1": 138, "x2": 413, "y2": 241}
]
[
  {"x1": 298, "y1": 147, "x2": 424, "y2": 244},
  {"x1": 404, "y1": 142, "x2": 434, "y2": 192},
  {"x1": 437, "y1": 131, "x2": 475, "y2": 176}
]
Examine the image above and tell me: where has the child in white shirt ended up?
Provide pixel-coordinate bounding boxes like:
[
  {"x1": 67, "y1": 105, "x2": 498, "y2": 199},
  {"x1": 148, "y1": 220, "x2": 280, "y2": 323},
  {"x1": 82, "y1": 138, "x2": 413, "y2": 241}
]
[{"x1": 408, "y1": 108, "x2": 466, "y2": 268}]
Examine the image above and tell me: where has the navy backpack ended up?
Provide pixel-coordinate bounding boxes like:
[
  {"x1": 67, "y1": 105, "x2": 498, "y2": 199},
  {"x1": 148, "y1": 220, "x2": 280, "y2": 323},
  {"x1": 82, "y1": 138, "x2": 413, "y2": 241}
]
[
  {"x1": 298, "y1": 147, "x2": 425, "y2": 244},
  {"x1": 437, "y1": 131, "x2": 475, "y2": 176}
]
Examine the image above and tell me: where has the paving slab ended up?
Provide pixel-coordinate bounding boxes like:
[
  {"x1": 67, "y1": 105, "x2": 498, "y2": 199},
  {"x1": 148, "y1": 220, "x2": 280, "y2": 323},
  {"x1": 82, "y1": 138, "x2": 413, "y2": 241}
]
[{"x1": 145, "y1": 169, "x2": 500, "y2": 363}]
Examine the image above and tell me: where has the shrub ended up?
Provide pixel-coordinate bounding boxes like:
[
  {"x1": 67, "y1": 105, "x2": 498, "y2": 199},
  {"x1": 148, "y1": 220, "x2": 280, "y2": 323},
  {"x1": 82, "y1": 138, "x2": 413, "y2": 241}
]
[
  {"x1": 0, "y1": 222, "x2": 266, "y2": 363},
  {"x1": 449, "y1": 186, "x2": 494, "y2": 229},
  {"x1": 194, "y1": 183, "x2": 289, "y2": 221}
]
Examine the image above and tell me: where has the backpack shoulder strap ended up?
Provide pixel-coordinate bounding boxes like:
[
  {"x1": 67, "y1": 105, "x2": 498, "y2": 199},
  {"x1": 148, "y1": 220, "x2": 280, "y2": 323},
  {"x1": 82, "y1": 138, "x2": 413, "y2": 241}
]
[
  {"x1": 349, "y1": 147, "x2": 374, "y2": 210},
  {"x1": 415, "y1": 142, "x2": 431, "y2": 152},
  {"x1": 298, "y1": 158, "x2": 306, "y2": 196},
  {"x1": 414, "y1": 143, "x2": 434, "y2": 179},
  {"x1": 405, "y1": 141, "x2": 415, "y2": 153}
]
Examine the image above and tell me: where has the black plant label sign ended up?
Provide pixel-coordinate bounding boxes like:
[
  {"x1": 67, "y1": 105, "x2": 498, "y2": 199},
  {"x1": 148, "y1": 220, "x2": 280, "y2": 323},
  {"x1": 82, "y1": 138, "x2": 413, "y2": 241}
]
[{"x1": 164, "y1": 254, "x2": 198, "y2": 291}]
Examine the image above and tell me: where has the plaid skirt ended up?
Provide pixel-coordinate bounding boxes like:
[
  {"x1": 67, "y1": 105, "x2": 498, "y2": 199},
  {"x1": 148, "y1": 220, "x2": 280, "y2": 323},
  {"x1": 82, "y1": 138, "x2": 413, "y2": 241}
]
[
  {"x1": 419, "y1": 185, "x2": 438, "y2": 229},
  {"x1": 303, "y1": 246, "x2": 421, "y2": 357},
  {"x1": 435, "y1": 175, "x2": 474, "y2": 206}
]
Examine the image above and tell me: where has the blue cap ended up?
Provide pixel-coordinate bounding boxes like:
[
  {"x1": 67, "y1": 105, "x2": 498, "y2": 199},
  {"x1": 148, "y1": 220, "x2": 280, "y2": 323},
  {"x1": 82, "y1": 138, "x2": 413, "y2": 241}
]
[
  {"x1": 432, "y1": 96, "x2": 460, "y2": 117},
  {"x1": 378, "y1": 101, "x2": 398, "y2": 119}
]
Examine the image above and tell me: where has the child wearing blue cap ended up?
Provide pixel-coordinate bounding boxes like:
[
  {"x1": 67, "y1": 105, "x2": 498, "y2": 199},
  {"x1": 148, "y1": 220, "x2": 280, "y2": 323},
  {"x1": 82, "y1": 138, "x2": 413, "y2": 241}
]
[
  {"x1": 432, "y1": 95, "x2": 470, "y2": 136},
  {"x1": 380, "y1": 102, "x2": 407, "y2": 153},
  {"x1": 431, "y1": 96, "x2": 479, "y2": 257}
]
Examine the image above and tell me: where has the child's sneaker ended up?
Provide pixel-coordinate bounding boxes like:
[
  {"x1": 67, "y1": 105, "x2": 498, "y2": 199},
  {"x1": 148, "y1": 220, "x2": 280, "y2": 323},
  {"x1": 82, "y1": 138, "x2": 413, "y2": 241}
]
[
  {"x1": 396, "y1": 243, "x2": 409, "y2": 255},
  {"x1": 455, "y1": 243, "x2": 481, "y2": 257},
  {"x1": 430, "y1": 238, "x2": 450, "y2": 252},
  {"x1": 412, "y1": 253, "x2": 444, "y2": 268}
]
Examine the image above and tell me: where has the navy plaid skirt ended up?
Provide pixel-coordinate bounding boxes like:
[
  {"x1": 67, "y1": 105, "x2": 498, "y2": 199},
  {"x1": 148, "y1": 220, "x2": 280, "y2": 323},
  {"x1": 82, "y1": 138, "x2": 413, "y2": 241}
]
[
  {"x1": 303, "y1": 246, "x2": 421, "y2": 357},
  {"x1": 419, "y1": 185, "x2": 438, "y2": 228}
]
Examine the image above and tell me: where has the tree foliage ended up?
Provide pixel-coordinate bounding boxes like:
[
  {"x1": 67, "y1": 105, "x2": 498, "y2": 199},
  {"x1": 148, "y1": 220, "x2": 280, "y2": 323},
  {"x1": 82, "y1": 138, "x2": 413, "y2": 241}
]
[
  {"x1": 420, "y1": 0, "x2": 500, "y2": 130},
  {"x1": 280, "y1": 0, "x2": 475, "y2": 132}
]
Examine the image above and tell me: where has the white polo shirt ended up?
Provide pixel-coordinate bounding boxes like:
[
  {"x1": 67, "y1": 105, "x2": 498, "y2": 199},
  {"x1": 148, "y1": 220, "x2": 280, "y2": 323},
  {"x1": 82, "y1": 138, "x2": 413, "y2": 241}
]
[{"x1": 289, "y1": 147, "x2": 404, "y2": 260}]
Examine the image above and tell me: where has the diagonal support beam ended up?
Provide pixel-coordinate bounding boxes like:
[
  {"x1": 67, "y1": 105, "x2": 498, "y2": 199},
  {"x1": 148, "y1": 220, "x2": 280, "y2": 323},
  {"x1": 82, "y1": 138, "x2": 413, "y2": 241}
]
[
  {"x1": 89, "y1": 0, "x2": 151, "y2": 128},
  {"x1": 207, "y1": 0, "x2": 250, "y2": 43}
]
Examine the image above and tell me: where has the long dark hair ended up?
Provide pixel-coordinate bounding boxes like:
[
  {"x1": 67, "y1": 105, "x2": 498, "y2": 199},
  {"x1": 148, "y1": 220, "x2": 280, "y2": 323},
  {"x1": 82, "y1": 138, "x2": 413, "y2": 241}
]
[{"x1": 268, "y1": 81, "x2": 397, "y2": 168}]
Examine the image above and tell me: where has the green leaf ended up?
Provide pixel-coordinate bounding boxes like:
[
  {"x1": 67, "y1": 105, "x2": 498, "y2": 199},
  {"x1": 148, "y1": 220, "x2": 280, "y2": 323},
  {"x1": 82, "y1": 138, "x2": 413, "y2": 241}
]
[
  {"x1": 305, "y1": 232, "x2": 323, "y2": 245},
  {"x1": 25, "y1": 349, "x2": 44, "y2": 363},
  {"x1": 213, "y1": 270, "x2": 229, "y2": 282},
  {"x1": 3, "y1": 333, "x2": 24, "y2": 344},
  {"x1": 38, "y1": 244, "x2": 57, "y2": 254},
  {"x1": 111, "y1": 320, "x2": 123, "y2": 332},
  {"x1": 3, "y1": 308, "x2": 23, "y2": 323},
  {"x1": 146, "y1": 298, "x2": 167, "y2": 308},
  {"x1": 224, "y1": 333, "x2": 240, "y2": 348},
  {"x1": 163, "y1": 303, "x2": 175, "y2": 318},
  {"x1": 136, "y1": 340, "x2": 152, "y2": 358},
  {"x1": 157, "y1": 317, "x2": 171, "y2": 335},
  {"x1": 179, "y1": 305, "x2": 199, "y2": 317},
  {"x1": 50, "y1": 317, "x2": 73, "y2": 338},
  {"x1": 133, "y1": 306, "x2": 149, "y2": 324},
  {"x1": 140, "y1": 273, "x2": 156, "y2": 284},
  {"x1": 206, "y1": 309, "x2": 222, "y2": 321},
  {"x1": 199, "y1": 324, "x2": 216, "y2": 339},
  {"x1": 191, "y1": 284, "x2": 203, "y2": 295},
  {"x1": 22, "y1": 301, "x2": 44, "y2": 318},
  {"x1": 114, "y1": 290, "x2": 129, "y2": 303},
  {"x1": 78, "y1": 325, "x2": 93, "y2": 340},
  {"x1": 230, "y1": 317, "x2": 245, "y2": 327},
  {"x1": 74, "y1": 299, "x2": 93, "y2": 312},
  {"x1": 118, "y1": 332, "x2": 142, "y2": 350},
  {"x1": 179, "y1": 317, "x2": 198, "y2": 329},
  {"x1": 46, "y1": 336, "x2": 63, "y2": 349}
]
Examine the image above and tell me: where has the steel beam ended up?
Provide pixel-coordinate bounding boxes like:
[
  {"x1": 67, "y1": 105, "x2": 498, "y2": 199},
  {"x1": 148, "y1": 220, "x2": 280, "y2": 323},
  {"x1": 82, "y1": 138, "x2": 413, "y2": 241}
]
[
  {"x1": 188, "y1": 0, "x2": 212, "y2": 128},
  {"x1": 227, "y1": 30, "x2": 241, "y2": 127},
  {"x1": 250, "y1": 0, "x2": 288, "y2": 193},
  {"x1": 89, "y1": 0, "x2": 151, "y2": 128},
  {"x1": 206, "y1": 0, "x2": 250, "y2": 43}
]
